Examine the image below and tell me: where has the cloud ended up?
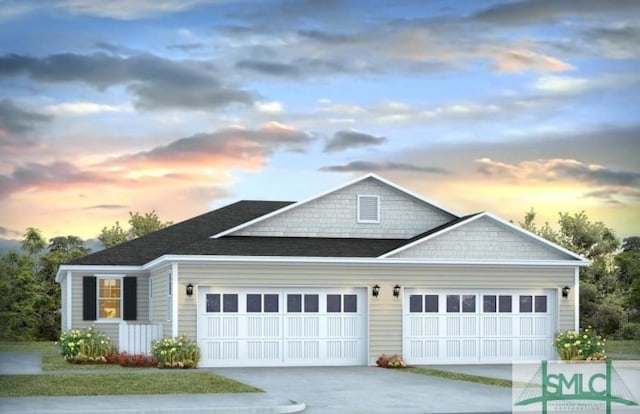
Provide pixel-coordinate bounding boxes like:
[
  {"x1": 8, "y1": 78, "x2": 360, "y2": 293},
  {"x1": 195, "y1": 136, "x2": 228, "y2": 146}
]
[
  {"x1": 0, "y1": 99, "x2": 49, "y2": 134},
  {"x1": 585, "y1": 25, "x2": 640, "y2": 58},
  {"x1": 255, "y1": 101, "x2": 284, "y2": 114},
  {"x1": 473, "y1": 0, "x2": 640, "y2": 25},
  {"x1": 44, "y1": 102, "x2": 130, "y2": 115},
  {"x1": 0, "y1": 53, "x2": 255, "y2": 110},
  {"x1": 84, "y1": 204, "x2": 128, "y2": 210},
  {"x1": 167, "y1": 43, "x2": 205, "y2": 52},
  {"x1": 324, "y1": 130, "x2": 387, "y2": 152},
  {"x1": 476, "y1": 157, "x2": 640, "y2": 189},
  {"x1": 320, "y1": 161, "x2": 450, "y2": 175},
  {"x1": 109, "y1": 122, "x2": 314, "y2": 170},
  {"x1": 493, "y1": 49, "x2": 573, "y2": 72},
  {"x1": 55, "y1": 0, "x2": 217, "y2": 20},
  {"x1": 0, "y1": 161, "x2": 115, "y2": 199}
]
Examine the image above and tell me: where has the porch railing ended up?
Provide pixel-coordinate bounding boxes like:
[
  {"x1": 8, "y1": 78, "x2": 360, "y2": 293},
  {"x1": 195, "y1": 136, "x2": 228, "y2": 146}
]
[{"x1": 119, "y1": 322, "x2": 163, "y2": 354}]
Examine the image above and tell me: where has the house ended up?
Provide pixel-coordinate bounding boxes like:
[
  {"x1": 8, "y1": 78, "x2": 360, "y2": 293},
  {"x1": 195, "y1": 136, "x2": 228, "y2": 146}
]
[{"x1": 56, "y1": 174, "x2": 588, "y2": 367}]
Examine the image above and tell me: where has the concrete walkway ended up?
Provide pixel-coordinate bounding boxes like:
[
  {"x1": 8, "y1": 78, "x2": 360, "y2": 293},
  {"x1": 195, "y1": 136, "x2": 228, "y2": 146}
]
[{"x1": 0, "y1": 352, "x2": 42, "y2": 375}]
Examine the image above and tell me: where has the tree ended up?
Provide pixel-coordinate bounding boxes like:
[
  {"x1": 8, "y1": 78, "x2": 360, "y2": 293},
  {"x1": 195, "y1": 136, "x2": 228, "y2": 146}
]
[
  {"x1": 99, "y1": 222, "x2": 127, "y2": 248},
  {"x1": 99, "y1": 210, "x2": 173, "y2": 248},
  {"x1": 21, "y1": 227, "x2": 46, "y2": 258},
  {"x1": 0, "y1": 230, "x2": 92, "y2": 341},
  {"x1": 519, "y1": 209, "x2": 626, "y2": 335}
]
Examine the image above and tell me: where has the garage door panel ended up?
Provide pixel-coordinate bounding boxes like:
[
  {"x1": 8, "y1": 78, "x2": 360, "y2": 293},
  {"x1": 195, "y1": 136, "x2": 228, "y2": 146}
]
[
  {"x1": 198, "y1": 288, "x2": 366, "y2": 367},
  {"x1": 404, "y1": 289, "x2": 556, "y2": 364}
]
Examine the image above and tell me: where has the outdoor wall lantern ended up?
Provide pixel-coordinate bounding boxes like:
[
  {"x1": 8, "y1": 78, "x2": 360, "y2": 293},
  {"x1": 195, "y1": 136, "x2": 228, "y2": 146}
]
[
  {"x1": 186, "y1": 283, "x2": 194, "y2": 297},
  {"x1": 393, "y1": 284, "x2": 401, "y2": 298},
  {"x1": 562, "y1": 286, "x2": 570, "y2": 298},
  {"x1": 372, "y1": 284, "x2": 380, "y2": 298}
]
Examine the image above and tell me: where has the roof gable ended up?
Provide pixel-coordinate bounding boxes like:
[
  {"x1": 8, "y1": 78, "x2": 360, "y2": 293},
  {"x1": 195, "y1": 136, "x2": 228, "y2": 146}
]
[
  {"x1": 215, "y1": 174, "x2": 458, "y2": 239},
  {"x1": 382, "y1": 212, "x2": 588, "y2": 262}
]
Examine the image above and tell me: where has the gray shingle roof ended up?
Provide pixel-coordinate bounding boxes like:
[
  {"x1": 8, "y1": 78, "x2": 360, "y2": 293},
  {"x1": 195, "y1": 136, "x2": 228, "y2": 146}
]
[
  {"x1": 68, "y1": 200, "x2": 294, "y2": 266},
  {"x1": 68, "y1": 200, "x2": 475, "y2": 266},
  {"x1": 173, "y1": 236, "x2": 408, "y2": 257}
]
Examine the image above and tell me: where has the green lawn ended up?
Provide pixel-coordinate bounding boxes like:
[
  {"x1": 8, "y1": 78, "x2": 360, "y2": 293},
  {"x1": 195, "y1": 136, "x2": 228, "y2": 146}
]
[
  {"x1": 403, "y1": 367, "x2": 513, "y2": 388},
  {"x1": 606, "y1": 340, "x2": 640, "y2": 355},
  {"x1": 0, "y1": 341, "x2": 261, "y2": 397},
  {"x1": 0, "y1": 341, "x2": 122, "y2": 371},
  {"x1": 0, "y1": 372, "x2": 261, "y2": 397}
]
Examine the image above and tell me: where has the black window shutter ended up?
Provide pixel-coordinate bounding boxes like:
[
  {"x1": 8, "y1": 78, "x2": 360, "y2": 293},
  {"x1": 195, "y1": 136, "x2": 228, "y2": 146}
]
[
  {"x1": 123, "y1": 277, "x2": 137, "y2": 321},
  {"x1": 82, "y1": 276, "x2": 97, "y2": 320}
]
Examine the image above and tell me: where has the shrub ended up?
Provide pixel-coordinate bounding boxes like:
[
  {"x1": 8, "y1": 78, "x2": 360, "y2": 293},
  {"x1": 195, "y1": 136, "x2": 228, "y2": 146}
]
[
  {"x1": 617, "y1": 322, "x2": 640, "y2": 340},
  {"x1": 152, "y1": 334, "x2": 200, "y2": 368},
  {"x1": 376, "y1": 354, "x2": 406, "y2": 368},
  {"x1": 58, "y1": 326, "x2": 114, "y2": 363},
  {"x1": 554, "y1": 327, "x2": 606, "y2": 361},
  {"x1": 116, "y1": 352, "x2": 158, "y2": 368}
]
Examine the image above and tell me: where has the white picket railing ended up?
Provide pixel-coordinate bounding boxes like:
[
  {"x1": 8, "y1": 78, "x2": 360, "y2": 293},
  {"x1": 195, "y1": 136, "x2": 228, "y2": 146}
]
[{"x1": 119, "y1": 322, "x2": 163, "y2": 354}]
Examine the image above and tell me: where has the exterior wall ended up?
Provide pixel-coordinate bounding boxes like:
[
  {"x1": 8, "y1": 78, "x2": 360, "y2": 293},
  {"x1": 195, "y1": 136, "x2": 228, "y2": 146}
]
[
  {"x1": 68, "y1": 270, "x2": 150, "y2": 346},
  {"x1": 60, "y1": 276, "x2": 68, "y2": 332},
  {"x1": 232, "y1": 177, "x2": 455, "y2": 238},
  {"x1": 391, "y1": 216, "x2": 573, "y2": 261},
  {"x1": 149, "y1": 265, "x2": 172, "y2": 337},
  {"x1": 175, "y1": 261, "x2": 576, "y2": 364}
]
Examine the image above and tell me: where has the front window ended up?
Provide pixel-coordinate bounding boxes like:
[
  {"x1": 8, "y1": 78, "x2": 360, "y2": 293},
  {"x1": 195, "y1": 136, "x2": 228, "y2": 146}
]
[{"x1": 98, "y1": 278, "x2": 121, "y2": 319}]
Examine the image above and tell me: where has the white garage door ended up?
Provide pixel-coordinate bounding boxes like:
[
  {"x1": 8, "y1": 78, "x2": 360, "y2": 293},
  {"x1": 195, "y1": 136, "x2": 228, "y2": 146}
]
[
  {"x1": 197, "y1": 287, "x2": 367, "y2": 367},
  {"x1": 403, "y1": 289, "x2": 556, "y2": 364}
]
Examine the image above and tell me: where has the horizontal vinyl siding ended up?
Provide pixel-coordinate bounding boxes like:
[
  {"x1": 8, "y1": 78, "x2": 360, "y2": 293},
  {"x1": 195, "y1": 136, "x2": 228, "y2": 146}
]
[
  {"x1": 176, "y1": 262, "x2": 576, "y2": 363},
  {"x1": 69, "y1": 271, "x2": 150, "y2": 346},
  {"x1": 61, "y1": 277, "x2": 68, "y2": 332},
  {"x1": 150, "y1": 265, "x2": 172, "y2": 337}
]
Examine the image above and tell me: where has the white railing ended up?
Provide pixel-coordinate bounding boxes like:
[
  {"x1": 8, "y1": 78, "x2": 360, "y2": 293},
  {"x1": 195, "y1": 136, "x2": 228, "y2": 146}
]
[{"x1": 119, "y1": 322, "x2": 163, "y2": 354}]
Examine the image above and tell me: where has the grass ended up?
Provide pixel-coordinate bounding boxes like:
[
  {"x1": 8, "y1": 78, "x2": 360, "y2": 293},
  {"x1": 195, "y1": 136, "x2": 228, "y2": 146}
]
[
  {"x1": 606, "y1": 340, "x2": 640, "y2": 355},
  {"x1": 0, "y1": 341, "x2": 261, "y2": 397},
  {"x1": 0, "y1": 341, "x2": 121, "y2": 371},
  {"x1": 0, "y1": 372, "x2": 261, "y2": 397},
  {"x1": 403, "y1": 367, "x2": 513, "y2": 388}
]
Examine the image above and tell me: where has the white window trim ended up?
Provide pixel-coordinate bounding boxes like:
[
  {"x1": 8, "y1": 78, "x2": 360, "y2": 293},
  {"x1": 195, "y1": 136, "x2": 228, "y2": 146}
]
[
  {"x1": 95, "y1": 274, "x2": 125, "y2": 322},
  {"x1": 357, "y1": 194, "x2": 380, "y2": 224}
]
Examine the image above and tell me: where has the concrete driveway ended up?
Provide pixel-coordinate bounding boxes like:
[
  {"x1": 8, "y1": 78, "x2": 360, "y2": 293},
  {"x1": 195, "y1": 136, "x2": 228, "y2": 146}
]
[{"x1": 214, "y1": 366, "x2": 512, "y2": 414}]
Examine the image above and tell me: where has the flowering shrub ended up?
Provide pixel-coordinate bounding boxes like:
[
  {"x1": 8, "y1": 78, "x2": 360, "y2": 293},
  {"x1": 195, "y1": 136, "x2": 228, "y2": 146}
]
[
  {"x1": 376, "y1": 354, "x2": 407, "y2": 368},
  {"x1": 58, "y1": 326, "x2": 114, "y2": 364},
  {"x1": 116, "y1": 352, "x2": 158, "y2": 367},
  {"x1": 152, "y1": 334, "x2": 200, "y2": 368},
  {"x1": 554, "y1": 327, "x2": 606, "y2": 361}
]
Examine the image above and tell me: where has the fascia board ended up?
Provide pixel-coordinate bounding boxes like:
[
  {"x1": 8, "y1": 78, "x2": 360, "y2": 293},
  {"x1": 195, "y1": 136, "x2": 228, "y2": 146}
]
[
  {"x1": 143, "y1": 254, "x2": 589, "y2": 268},
  {"x1": 55, "y1": 265, "x2": 143, "y2": 282}
]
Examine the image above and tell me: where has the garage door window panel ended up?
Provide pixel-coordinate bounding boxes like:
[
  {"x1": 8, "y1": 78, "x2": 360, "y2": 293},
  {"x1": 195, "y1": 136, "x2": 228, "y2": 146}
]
[
  {"x1": 483, "y1": 295, "x2": 496, "y2": 313},
  {"x1": 447, "y1": 295, "x2": 460, "y2": 312},
  {"x1": 425, "y1": 295, "x2": 438, "y2": 312},
  {"x1": 409, "y1": 295, "x2": 423, "y2": 312},
  {"x1": 462, "y1": 295, "x2": 476, "y2": 313},
  {"x1": 223, "y1": 294, "x2": 238, "y2": 313},
  {"x1": 264, "y1": 294, "x2": 279, "y2": 312},
  {"x1": 287, "y1": 294, "x2": 301, "y2": 312},
  {"x1": 304, "y1": 294, "x2": 319, "y2": 313},
  {"x1": 520, "y1": 296, "x2": 533, "y2": 313},
  {"x1": 535, "y1": 296, "x2": 547, "y2": 313},
  {"x1": 499, "y1": 295, "x2": 512, "y2": 313},
  {"x1": 206, "y1": 294, "x2": 221, "y2": 312},
  {"x1": 327, "y1": 294, "x2": 341, "y2": 312},
  {"x1": 344, "y1": 295, "x2": 357, "y2": 313}
]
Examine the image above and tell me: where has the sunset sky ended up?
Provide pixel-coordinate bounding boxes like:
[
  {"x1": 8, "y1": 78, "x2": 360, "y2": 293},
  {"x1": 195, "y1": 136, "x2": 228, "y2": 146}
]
[{"x1": 1, "y1": 0, "x2": 639, "y2": 251}]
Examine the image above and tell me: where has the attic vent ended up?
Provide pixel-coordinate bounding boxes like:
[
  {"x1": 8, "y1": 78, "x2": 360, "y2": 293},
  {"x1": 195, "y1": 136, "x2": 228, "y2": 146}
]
[{"x1": 357, "y1": 195, "x2": 380, "y2": 223}]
